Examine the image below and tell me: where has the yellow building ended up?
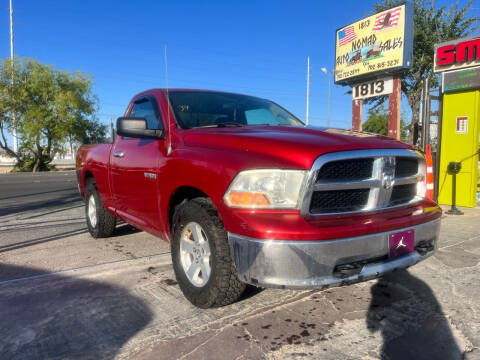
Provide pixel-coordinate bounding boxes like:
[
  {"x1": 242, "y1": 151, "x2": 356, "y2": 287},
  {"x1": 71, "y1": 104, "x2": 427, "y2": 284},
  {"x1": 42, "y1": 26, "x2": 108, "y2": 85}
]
[{"x1": 434, "y1": 36, "x2": 480, "y2": 207}]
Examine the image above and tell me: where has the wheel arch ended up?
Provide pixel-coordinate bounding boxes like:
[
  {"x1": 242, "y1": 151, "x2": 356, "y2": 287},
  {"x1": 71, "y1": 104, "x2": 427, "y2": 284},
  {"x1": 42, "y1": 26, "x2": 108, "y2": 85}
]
[
  {"x1": 168, "y1": 186, "x2": 210, "y2": 232},
  {"x1": 80, "y1": 170, "x2": 95, "y2": 198}
]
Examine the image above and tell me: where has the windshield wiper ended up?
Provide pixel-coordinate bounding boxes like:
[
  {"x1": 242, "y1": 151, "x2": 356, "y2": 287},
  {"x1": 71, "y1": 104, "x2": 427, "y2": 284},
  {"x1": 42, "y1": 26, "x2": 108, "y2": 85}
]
[
  {"x1": 194, "y1": 123, "x2": 244, "y2": 128},
  {"x1": 216, "y1": 122, "x2": 244, "y2": 128}
]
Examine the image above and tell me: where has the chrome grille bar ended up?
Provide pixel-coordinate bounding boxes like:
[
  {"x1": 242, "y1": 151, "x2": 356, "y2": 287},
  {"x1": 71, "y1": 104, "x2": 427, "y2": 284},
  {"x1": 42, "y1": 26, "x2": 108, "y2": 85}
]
[{"x1": 300, "y1": 149, "x2": 425, "y2": 218}]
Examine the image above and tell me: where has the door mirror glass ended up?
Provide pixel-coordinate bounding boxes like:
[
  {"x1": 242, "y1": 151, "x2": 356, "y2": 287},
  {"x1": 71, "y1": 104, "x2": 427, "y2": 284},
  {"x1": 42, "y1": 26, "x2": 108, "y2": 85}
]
[{"x1": 116, "y1": 117, "x2": 164, "y2": 139}]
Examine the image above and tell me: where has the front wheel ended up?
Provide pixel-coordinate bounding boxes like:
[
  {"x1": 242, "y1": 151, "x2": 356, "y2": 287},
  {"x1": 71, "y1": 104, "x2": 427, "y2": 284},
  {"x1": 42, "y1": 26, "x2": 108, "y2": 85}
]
[
  {"x1": 85, "y1": 179, "x2": 116, "y2": 238},
  {"x1": 171, "y1": 198, "x2": 246, "y2": 308}
]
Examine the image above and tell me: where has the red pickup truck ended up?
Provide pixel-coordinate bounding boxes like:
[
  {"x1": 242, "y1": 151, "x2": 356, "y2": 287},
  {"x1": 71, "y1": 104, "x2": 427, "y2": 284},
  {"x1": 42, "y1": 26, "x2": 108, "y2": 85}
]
[{"x1": 76, "y1": 89, "x2": 441, "y2": 308}]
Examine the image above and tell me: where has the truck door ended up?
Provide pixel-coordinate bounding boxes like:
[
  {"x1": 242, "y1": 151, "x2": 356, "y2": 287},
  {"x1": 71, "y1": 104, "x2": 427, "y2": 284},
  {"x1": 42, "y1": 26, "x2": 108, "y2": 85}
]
[{"x1": 110, "y1": 95, "x2": 163, "y2": 230}]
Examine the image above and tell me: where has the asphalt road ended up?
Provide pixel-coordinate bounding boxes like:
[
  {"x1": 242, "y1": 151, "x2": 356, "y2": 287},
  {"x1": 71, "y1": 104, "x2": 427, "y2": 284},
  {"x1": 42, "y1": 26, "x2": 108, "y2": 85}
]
[
  {"x1": 0, "y1": 171, "x2": 479, "y2": 360},
  {"x1": 0, "y1": 171, "x2": 169, "y2": 280}
]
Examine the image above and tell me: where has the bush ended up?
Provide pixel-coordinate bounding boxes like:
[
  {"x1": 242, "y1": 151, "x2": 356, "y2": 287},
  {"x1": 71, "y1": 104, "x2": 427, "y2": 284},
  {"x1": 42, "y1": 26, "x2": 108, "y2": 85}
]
[{"x1": 13, "y1": 154, "x2": 53, "y2": 172}]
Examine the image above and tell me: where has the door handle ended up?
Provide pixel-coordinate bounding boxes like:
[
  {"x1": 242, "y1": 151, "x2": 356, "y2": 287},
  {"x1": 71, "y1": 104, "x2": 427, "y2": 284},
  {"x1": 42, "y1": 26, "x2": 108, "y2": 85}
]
[{"x1": 113, "y1": 151, "x2": 125, "y2": 158}]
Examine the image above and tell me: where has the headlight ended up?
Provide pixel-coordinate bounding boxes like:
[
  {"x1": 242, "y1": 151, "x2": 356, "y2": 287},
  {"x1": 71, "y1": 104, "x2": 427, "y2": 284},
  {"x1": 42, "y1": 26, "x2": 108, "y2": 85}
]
[{"x1": 224, "y1": 169, "x2": 307, "y2": 209}]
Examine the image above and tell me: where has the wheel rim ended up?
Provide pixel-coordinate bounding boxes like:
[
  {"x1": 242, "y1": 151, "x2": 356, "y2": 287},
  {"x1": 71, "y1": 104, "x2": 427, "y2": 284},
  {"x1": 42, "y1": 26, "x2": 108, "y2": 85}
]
[
  {"x1": 88, "y1": 195, "x2": 97, "y2": 228},
  {"x1": 180, "y1": 222, "x2": 212, "y2": 287}
]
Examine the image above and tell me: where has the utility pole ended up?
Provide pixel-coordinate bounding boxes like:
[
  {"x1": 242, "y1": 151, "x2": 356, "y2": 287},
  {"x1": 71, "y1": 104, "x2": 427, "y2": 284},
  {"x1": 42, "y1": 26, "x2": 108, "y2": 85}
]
[
  {"x1": 321, "y1": 67, "x2": 332, "y2": 128},
  {"x1": 110, "y1": 117, "x2": 115, "y2": 142},
  {"x1": 9, "y1": 0, "x2": 13, "y2": 60},
  {"x1": 327, "y1": 71, "x2": 331, "y2": 128},
  {"x1": 9, "y1": 0, "x2": 18, "y2": 154},
  {"x1": 305, "y1": 56, "x2": 310, "y2": 126}
]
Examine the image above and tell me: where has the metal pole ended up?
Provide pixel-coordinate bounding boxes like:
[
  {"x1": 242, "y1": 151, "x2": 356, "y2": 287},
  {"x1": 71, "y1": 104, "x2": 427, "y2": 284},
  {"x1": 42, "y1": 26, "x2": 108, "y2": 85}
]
[
  {"x1": 327, "y1": 71, "x2": 331, "y2": 128},
  {"x1": 434, "y1": 95, "x2": 443, "y2": 202},
  {"x1": 425, "y1": 81, "x2": 431, "y2": 148},
  {"x1": 305, "y1": 56, "x2": 310, "y2": 126},
  {"x1": 9, "y1": 0, "x2": 13, "y2": 60},
  {"x1": 9, "y1": 0, "x2": 18, "y2": 154},
  {"x1": 452, "y1": 173, "x2": 456, "y2": 208},
  {"x1": 421, "y1": 78, "x2": 429, "y2": 150},
  {"x1": 446, "y1": 172, "x2": 463, "y2": 215},
  {"x1": 420, "y1": 80, "x2": 426, "y2": 149},
  {"x1": 446, "y1": 162, "x2": 463, "y2": 215},
  {"x1": 110, "y1": 117, "x2": 114, "y2": 142}
]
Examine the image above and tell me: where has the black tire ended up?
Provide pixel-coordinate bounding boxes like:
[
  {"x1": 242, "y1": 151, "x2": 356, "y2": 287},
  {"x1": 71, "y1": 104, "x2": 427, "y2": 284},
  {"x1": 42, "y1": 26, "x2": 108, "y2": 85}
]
[
  {"x1": 85, "y1": 178, "x2": 116, "y2": 238},
  {"x1": 171, "y1": 198, "x2": 246, "y2": 308}
]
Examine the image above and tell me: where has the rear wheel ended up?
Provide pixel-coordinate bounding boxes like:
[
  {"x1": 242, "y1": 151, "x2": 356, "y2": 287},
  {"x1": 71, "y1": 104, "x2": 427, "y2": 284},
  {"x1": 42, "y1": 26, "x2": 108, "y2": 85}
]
[
  {"x1": 171, "y1": 198, "x2": 246, "y2": 308},
  {"x1": 85, "y1": 179, "x2": 116, "y2": 238}
]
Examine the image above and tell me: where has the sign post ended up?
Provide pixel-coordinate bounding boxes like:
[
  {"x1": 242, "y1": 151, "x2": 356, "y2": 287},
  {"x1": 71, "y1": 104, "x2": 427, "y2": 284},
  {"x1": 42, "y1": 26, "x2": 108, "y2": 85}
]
[
  {"x1": 352, "y1": 99, "x2": 363, "y2": 131},
  {"x1": 388, "y1": 77, "x2": 402, "y2": 139}
]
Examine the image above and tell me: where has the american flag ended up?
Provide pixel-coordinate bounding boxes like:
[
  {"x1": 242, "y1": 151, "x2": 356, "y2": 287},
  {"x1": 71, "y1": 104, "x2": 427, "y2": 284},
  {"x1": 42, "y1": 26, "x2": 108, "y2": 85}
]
[
  {"x1": 338, "y1": 26, "x2": 356, "y2": 46},
  {"x1": 372, "y1": 7, "x2": 402, "y2": 31}
]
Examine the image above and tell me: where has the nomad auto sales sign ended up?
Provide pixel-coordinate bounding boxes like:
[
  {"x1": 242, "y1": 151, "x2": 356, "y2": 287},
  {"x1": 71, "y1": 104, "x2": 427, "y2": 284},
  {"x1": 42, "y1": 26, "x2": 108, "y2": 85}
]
[{"x1": 334, "y1": 3, "x2": 413, "y2": 85}]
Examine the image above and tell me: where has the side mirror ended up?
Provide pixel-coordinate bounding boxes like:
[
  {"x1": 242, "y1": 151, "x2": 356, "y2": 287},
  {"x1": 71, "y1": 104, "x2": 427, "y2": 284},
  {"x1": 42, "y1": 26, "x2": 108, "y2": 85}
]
[{"x1": 116, "y1": 117, "x2": 164, "y2": 139}]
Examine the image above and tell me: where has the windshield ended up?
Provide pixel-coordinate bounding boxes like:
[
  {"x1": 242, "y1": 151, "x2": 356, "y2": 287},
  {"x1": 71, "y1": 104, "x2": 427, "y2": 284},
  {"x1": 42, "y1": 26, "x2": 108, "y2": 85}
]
[{"x1": 167, "y1": 91, "x2": 304, "y2": 129}]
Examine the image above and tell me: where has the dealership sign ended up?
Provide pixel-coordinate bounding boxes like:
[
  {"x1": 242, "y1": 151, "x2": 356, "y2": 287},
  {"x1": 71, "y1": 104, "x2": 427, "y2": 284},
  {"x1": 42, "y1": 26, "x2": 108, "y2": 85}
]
[
  {"x1": 434, "y1": 36, "x2": 480, "y2": 73},
  {"x1": 334, "y1": 3, "x2": 413, "y2": 85}
]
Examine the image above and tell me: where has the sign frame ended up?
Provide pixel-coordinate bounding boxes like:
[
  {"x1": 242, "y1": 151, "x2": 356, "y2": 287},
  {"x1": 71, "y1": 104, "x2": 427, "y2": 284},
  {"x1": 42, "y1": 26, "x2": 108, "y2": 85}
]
[{"x1": 334, "y1": 2, "x2": 414, "y2": 86}]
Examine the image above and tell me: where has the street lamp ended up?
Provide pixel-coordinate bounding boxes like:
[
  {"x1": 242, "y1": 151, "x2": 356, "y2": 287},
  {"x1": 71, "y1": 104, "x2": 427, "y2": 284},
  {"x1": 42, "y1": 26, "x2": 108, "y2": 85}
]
[{"x1": 321, "y1": 67, "x2": 332, "y2": 128}]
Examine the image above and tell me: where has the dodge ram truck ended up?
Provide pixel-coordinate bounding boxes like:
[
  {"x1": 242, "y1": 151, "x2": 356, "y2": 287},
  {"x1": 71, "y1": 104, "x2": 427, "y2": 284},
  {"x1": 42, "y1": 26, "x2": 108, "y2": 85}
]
[{"x1": 76, "y1": 89, "x2": 442, "y2": 308}]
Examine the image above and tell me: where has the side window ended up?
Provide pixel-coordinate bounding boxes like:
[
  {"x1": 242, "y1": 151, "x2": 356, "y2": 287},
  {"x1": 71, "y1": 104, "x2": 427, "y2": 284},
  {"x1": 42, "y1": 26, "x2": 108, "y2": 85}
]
[{"x1": 130, "y1": 98, "x2": 162, "y2": 130}]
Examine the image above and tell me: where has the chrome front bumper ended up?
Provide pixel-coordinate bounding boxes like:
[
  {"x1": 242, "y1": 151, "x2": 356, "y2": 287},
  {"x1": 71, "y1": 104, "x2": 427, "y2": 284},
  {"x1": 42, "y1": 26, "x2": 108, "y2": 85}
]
[{"x1": 228, "y1": 219, "x2": 440, "y2": 289}]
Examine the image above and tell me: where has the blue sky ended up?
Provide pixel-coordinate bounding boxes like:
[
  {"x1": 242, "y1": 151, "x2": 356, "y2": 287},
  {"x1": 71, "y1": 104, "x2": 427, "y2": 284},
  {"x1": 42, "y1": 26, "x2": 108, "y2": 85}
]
[{"x1": 1, "y1": 0, "x2": 476, "y2": 134}]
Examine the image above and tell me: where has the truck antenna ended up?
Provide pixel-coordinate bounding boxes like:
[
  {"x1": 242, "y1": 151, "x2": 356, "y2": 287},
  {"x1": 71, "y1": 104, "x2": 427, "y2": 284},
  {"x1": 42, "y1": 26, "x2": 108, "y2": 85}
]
[{"x1": 164, "y1": 44, "x2": 172, "y2": 155}]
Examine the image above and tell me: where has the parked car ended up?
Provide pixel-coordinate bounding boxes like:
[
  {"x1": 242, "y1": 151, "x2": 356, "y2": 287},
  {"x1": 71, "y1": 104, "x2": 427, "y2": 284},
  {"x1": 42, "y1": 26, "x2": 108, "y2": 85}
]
[{"x1": 76, "y1": 89, "x2": 441, "y2": 308}]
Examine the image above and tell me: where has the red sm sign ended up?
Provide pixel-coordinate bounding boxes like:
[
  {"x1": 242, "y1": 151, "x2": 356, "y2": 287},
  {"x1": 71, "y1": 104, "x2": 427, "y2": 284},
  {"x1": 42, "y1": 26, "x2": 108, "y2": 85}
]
[{"x1": 434, "y1": 36, "x2": 480, "y2": 72}]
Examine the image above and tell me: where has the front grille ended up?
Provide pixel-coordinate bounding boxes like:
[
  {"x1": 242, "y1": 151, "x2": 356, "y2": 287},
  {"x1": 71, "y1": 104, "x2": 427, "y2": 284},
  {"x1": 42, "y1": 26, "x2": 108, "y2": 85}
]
[
  {"x1": 316, "y1": 158, "x2": 373, "y2": 182},
  {"x1": 390, "y1": 183, "x2": 417, "y2": 205},
  {"x1": 310, "y1": 189, "x2": 369, "y2": 214},
  {"x1": 395, "y1": 157, "x2": 418, "y2": 177},
  {"x1": 303, "y1": 150, "x2": 424, "y2": 216}
]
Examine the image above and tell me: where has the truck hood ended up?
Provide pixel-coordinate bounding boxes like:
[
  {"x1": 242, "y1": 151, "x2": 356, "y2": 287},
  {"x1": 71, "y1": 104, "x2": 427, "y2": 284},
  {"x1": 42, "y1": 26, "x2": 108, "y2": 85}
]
[{"x1": 180, "y1": 125, "x2": 411, "y2": 169}]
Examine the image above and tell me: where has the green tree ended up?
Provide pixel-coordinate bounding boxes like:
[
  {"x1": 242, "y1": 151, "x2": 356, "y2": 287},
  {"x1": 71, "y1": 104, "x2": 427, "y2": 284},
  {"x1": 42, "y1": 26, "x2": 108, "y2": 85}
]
[
  {"x1": 371, "y1": 0, "x2": 479, "y2": 143},
  {"x1": 0, "y1": 59, "x2": 27, "y2": 162},
  {"x1": 0, "y1": 58, "x2": 106, "y2": 172},
  {"x1": 363, "y1": 106, "x2": 408, "y2": 141}
]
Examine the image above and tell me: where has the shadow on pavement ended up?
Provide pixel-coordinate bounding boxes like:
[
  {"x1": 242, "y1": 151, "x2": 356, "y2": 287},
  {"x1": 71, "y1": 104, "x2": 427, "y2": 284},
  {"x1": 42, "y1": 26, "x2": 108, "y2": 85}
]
[
  {"x1": 0, "y1": 264, "x2": 153, "y2": 359},
  {"x1": 0, "y1": 187, "x2": 76, "y2": 201},
  {"x1": 367, "y1": 269, "x2": 463, "y2": 360},
  {"x1": 114, "y1": 223, "x2": 143, "y2": 237},
  {"x1": 20, "y1": 204, "x2": 84, "y2": 220},
  {"x1": 0, "y1": 228, "x2": 87, "y2": 255},
  {"x1": 0, "y1": 191, "x2": 82, "y2": 217},
  {"x1": 238, "y1": 284, "x2": 265, "y2": 302}
]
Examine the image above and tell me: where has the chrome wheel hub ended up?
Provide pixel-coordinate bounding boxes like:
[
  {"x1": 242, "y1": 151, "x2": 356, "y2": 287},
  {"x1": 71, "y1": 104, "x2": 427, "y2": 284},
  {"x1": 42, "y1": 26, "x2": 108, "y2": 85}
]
[
  {"x1": 180, "y1": 222, "x2": 212, "y2": 287},
  {"x1": 88, "y1": 195, "x2": 97, "y2": 228}
]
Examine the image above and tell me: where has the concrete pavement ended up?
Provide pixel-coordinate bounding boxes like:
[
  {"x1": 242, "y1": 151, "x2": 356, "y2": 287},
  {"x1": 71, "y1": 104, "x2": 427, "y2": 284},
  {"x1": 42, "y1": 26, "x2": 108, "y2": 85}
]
[{"x1": 0, "y1": 172, "x2": 479, "y2": 359}]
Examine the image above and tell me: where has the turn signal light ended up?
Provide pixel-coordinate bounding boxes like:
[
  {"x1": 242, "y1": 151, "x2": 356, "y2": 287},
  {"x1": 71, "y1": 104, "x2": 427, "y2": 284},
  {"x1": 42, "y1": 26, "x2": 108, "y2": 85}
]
[{"x1": 228, "y1": 191, "x2": 271, "y2": 207}]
